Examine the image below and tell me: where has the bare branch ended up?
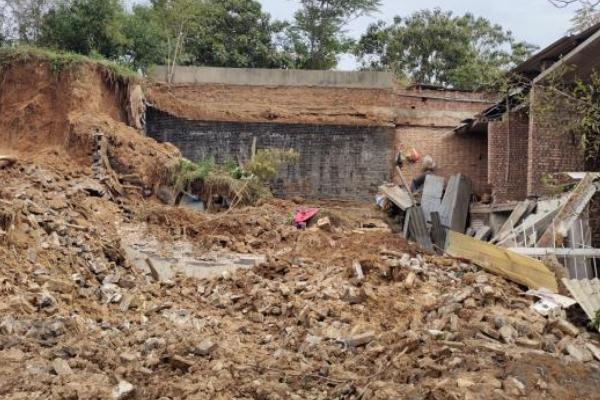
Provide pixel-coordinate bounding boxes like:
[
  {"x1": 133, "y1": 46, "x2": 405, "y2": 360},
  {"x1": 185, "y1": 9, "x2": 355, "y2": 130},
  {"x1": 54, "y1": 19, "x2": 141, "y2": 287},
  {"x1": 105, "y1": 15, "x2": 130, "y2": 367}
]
[{"x1": 548, "y1": 0, "x2": 600, "y2": 8}]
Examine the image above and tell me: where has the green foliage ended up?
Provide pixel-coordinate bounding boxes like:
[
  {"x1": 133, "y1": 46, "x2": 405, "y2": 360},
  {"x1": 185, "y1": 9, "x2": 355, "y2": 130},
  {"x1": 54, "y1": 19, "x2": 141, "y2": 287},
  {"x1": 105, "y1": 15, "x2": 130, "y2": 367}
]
[
  {"x1": 170, "y1": 158, "x2": 215, "y2": 195},
  {"x1": 182, "y1": 0, "x2": 293, "y2": 69},
  {"x1": 287, "y1": 0, "x2": 382, "y2": 69},
  {"x1": 39, "y1": 0, "x2": 129, "y2": 60},
  {"x1": 246, "y1": 149, "x2": 300, "y2": 182},
  {"x1": 0, "y1": 45, "x2": 137, "y2": 78},
  {"x1": 354, "y1": 9, "x2": 538, "y2": 90}
]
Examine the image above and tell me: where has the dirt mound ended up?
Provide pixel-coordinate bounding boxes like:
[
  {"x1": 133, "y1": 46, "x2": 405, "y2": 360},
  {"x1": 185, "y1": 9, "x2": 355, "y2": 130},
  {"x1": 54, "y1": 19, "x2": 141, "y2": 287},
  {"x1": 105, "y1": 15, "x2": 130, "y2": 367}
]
[{"x1": 0, "y1": 57, "x2": 178, "y2": 188}]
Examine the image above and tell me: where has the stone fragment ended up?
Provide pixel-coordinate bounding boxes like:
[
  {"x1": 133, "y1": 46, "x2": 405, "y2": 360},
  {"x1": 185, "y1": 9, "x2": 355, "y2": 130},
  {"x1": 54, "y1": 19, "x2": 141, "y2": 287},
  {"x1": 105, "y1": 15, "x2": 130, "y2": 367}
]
[
  {"x1": 553, "y1": 319, "x2": 579, "y2": 337},
  {"x1": 457, "y1": 378, "x2": 475, "y2": 388},
  {"x1": 317, "y1": 217, "x2": 331, "y2": 231},
  {"x1": 52, "y1": 358, "x2": 73, "y2": 376},
  {"x1": 404, "y1": 272, "x2": 416, "y2": 288},
  {"x1": 585, "y1": 343, "x2": 600, "y2": 362},
  {"x1": 352, "y1": 261, "x2": 364, "y2": 281},
  {"x1": 499, "y1": 325, "x2": 515, "y2": 344},
  {"x1": 515, "y1": 338, "x2": 541, "y2": 349},
  {"x1": 565, "y1": 343, "x2": 593, "y2": 363},
  {"x1": 113, "y1": 380, "x2": 135, "y2": 400},
  {"x1": 192, "y1": 339, "x2": 217, "y2": 356},
  {"x1": 170, "y1": 355, "x2": 194, "y2": 370},
  {"x1": 343, "y1": 331, "x2": 375, "y2": 347},
  {"x1": 504, "y1": 377, "x2": 526, "y2": 397}
]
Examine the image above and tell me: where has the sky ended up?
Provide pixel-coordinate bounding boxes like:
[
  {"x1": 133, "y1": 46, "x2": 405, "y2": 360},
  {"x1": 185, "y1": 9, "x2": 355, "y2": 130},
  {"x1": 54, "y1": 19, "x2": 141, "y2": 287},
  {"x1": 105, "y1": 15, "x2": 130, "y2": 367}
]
[{"x1": 258, "y1": 0, "x2": 580, "y2": 70}]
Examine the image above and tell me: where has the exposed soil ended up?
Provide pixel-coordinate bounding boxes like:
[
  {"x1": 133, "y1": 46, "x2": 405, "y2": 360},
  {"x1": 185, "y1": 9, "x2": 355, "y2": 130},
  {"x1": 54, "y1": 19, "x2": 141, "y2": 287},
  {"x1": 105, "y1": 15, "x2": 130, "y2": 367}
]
[
  {"x1": 145, "y1": 83, "x2": 395, "y2": 126},
  {"x1": 0, "y1": 59, "x2": 599, "y2": 400}
]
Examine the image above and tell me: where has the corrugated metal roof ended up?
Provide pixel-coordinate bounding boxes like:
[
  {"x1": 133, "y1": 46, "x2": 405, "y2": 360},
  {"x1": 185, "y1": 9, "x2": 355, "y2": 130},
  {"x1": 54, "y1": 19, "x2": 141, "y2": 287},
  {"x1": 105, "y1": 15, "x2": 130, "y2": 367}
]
[
  {"x1": 562, "y1": 278, "x2": 600, "y2": 322},
  {"x1": 514, "y1": 22, "x2": 600, "y2": 80}
]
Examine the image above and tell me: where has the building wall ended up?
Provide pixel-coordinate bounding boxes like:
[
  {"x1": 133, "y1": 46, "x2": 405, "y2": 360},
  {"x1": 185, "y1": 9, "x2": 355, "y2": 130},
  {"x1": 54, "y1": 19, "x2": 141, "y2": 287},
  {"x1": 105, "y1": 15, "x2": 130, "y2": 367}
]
[
  {"x1": 146, "y1": 108, "x2": 395, "y2": 200},
  {"x1": 396, "y1": 127, "x2": 489, "y2": 195},
  {"x1": 488, "y1": 111, "x2": 530, "y2": 202},
  {"x1": 150, "y1": 65, "x2": 394, "y2": 88},
  {"x1": 527, "y1": 87, "x2": 585, "y2": 197}
]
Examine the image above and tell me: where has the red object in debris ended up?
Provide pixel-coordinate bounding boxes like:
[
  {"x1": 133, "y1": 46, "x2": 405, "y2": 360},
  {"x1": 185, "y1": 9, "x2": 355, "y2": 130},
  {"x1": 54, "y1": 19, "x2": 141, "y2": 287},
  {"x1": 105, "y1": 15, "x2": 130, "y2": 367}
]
[
  {"x1": 406, "y1": 148, "x2": 421, "y2": 163},
  {"x1": 294, "y1": 207, "x2": 319, "y2": 227}
]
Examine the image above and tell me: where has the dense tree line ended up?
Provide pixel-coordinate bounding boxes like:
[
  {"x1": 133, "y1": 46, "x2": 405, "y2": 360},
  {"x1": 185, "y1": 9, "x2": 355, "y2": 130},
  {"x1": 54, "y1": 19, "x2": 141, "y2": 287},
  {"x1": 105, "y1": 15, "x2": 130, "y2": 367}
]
[{"x1": 0, "y1": 0, "x2": 570, "y2": 90}]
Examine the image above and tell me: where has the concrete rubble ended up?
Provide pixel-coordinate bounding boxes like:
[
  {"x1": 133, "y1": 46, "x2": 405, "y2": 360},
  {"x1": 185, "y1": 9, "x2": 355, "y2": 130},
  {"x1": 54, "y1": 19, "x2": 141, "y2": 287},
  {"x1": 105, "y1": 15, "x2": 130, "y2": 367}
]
[{"x1": 0, "y1": 59, "x2": 599, "y2": 400}]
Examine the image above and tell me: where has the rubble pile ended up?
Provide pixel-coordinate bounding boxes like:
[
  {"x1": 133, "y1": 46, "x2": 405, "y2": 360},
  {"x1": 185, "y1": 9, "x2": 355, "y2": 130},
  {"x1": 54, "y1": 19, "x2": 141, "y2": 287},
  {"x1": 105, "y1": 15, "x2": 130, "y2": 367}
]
[
  {"x1": 0, "y1": 158, "x2": 599, "y2": 399},
  {"x1": 0, "y1": 57, "x2": 599, "y2": 400}
]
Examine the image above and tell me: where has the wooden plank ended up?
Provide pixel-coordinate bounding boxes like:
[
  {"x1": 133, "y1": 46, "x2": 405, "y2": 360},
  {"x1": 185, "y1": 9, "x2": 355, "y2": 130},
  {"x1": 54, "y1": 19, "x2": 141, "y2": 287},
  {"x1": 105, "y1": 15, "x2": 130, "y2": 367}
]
[
  {"x1": 379, "y1": 185, "x2": 412, "y2": 211},
  {"x1": 421, "y1": 175, "x2": 445, "y2": 224},
  {"x1": 439, "y1": 174, "x2": 472, "y2": 234},
  {"x1": 430, "y1": 211, "x2": 447, "y2": 252},
  {"x1": 446, "y1": 231, "x2": 559, "y2": 292},
  {"x1": 537, "y1": 173, "x2": 598, "y2": 248},
  {"x1": 508, "y1": 247, "x2": 600, "y2": 257},
  {"x1": 395, "y1": 166, "x2": 416, "y2": 205},
  {"x1": 408, "y1": 207, "x2": 433, "y2": 251},
  {"x1": 491, "y1": 200, "x2": 533, "y2": 243}
]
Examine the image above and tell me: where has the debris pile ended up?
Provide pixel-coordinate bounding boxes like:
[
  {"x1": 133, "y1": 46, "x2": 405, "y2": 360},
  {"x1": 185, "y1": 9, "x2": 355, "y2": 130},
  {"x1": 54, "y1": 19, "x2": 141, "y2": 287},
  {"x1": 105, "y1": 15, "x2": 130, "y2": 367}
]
[{"x1": 0, "y1": 56, "x2": 599, "y2": 400}]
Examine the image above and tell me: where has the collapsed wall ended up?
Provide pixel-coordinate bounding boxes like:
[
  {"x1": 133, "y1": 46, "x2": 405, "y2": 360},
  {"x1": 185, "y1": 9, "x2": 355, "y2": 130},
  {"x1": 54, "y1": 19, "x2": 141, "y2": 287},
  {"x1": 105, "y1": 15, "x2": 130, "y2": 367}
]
[{"x1": 0, "y1": 56, "x2": 178, "y2": 189}]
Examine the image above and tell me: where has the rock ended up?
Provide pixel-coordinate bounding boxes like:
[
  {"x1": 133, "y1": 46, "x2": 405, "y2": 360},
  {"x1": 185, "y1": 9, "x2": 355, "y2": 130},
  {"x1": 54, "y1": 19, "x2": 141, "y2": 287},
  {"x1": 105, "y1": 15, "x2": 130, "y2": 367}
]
[
  {"x1": 465, "y1": 297, "x2": 478, "y2": 308},
  {"x1": 170, "y1": 355, "x2": 194, "y2": 370},
  {"x1": 404, "y1": 272, "x2": 416, "y2": 288},
  {"x1": 192, "y1": 339, "x2": 217, "y2": 356},
  {"x1": 565, "y1": 343, "x2": 594, "y2": 363},
  {"x1": 221, "y1": 270, "x2": 232, "y2": 281},
  {"x1": 457, "y1": 378, "x2": 475, "y2": 388},
  {"x1": 342, "y1": 331, "x2": 375, "y2": 347},
  {"x1": 52, "y1": 358, "x2": 73, "y2": 376},
  {"x1": 317, "y1": 217, "x2": 331, "y2": 231},
  {"x1": 279, "y1": 284, "x2": 291, "y2": 297},
  {"x1": 504, "y1": 377, "x2": 526, "y2": 397},
  {"x1": 499, "y1": 325, "x2": 515, "y2": 344},
  {"x1": 113, "y1": 380, "x2": 135, "y2": 400},
  {"x1": 515, "y1": 338, "x2": 541, "y2": 349},
  {"x1": 552, "y1": 318, "x2": 579, "y2": 337},
  {"x1": 352, "y1": 261, "x2": 365, "y2": 281},
  {"x1": 120, "y1": 352, "x2": 138, "y2": 362},
  {"x1": 585, "y1": 343, "x2": 600, "y2": 361}
]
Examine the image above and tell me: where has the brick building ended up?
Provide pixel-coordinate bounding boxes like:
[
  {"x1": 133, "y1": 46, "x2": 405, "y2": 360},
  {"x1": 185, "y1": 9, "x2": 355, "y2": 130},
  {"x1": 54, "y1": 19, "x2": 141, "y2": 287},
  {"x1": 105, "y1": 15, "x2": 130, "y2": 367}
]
[{"x1": 456, "y1": 23, "x2": 600, "y2": 203}]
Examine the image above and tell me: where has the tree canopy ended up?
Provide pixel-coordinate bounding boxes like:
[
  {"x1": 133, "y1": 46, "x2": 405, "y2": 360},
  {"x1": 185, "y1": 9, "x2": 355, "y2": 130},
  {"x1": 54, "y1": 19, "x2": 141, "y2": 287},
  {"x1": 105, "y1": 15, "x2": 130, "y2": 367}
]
[
  {"x1": 0, "y1": 0, "x2": 543, "y2": 90},
  {"x1": 285, "y1": 0, "x2": 382, "y2": 70},
  {"x1": 354, "y1": 9, "x2": 538, "y2": 90}
]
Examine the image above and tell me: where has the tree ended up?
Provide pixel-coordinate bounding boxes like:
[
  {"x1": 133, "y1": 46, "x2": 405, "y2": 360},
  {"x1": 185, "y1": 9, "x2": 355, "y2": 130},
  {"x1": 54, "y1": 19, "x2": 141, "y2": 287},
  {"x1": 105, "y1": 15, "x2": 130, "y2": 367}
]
[
  {"x1": 39, "y1": 0, "x2": 128, "y2": 59},
  {"x1": 568, "y1": 1, "x2": 600, "y2": 33},
  {"x1": 2, "y1": 0, "x2": 58, "y2": 42},
  {"x1": 184, "y1": 0, "x2": 292, "y2": 69},
  {"x1": 354, "y1": 9, "x2": 538, "y2": 90},
  {"x1": 287, "y1": 0, "x2": 382, "y2": 70},
  {"x1": 122, "y1": 4, "x2": 168, "y2": 70}
]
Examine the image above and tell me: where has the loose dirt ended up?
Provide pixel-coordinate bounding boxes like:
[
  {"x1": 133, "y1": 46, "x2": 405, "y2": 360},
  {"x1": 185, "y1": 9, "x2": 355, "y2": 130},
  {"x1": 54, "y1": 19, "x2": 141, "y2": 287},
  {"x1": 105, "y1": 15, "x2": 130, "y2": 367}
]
[{"x1": 0, "y1": 58, "x2": 599, "y2": 400}]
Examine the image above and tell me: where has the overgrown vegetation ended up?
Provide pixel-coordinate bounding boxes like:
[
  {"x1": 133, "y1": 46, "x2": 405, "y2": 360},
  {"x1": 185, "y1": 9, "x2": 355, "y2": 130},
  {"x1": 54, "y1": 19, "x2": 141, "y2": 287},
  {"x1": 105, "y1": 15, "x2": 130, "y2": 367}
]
[
  {"x1": 0, "y1": 45, "x2": 137, "y2": 78},
  {"x1": 170, "y1": 149, "x2": 299, "y2": 209}
]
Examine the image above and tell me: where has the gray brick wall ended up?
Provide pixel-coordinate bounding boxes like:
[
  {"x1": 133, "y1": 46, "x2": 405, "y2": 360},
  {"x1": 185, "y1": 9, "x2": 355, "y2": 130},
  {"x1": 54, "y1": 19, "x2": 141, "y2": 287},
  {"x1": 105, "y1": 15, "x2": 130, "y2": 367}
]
[{"x1": 146, "y1": 107, "x2": 395, "y2": 200}]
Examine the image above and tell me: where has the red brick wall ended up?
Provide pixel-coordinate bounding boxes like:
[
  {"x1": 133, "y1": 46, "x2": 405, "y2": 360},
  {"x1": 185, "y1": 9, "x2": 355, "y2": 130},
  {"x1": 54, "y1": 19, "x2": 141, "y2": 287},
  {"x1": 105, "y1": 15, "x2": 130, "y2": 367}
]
[
  {"x1": 396, "y1": 127, "x2": 489, "y2": 194},
  {"x1": 527, "y1": 87, "x2": 585, "y2": 196},
  {"x1": 488, "y1": 110, "x2": 530, "y2": 202}
]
